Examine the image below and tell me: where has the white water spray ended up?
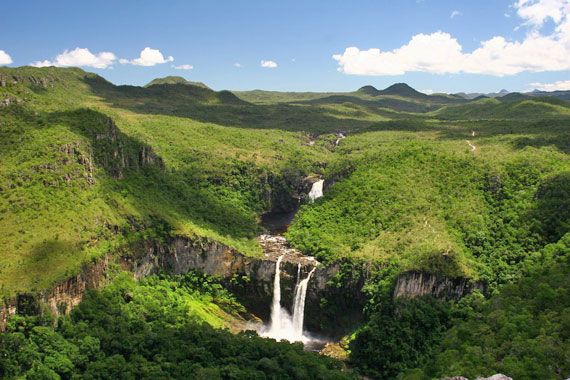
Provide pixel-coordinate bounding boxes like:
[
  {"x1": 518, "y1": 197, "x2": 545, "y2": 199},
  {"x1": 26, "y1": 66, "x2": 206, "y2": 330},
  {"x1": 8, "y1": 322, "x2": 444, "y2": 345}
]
[
  {"x1": 262, "y1": 256, "x2": 317, "y2": 342},
  {"x1": 308, "y1": 180, "x2": 324, "y2": 202},
  {"x1": 292, "y1": 267, "x2": 316, "y2": 337},
  {"x1": 268, "y1": 255, "x2": 284, "y2": 338}
]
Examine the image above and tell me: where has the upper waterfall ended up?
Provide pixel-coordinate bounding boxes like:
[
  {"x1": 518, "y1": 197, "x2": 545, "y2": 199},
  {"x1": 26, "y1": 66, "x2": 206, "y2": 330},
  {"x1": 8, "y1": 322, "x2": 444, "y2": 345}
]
[{"x1": 308, "y1": 180, "x2": 324, "y2": 202}]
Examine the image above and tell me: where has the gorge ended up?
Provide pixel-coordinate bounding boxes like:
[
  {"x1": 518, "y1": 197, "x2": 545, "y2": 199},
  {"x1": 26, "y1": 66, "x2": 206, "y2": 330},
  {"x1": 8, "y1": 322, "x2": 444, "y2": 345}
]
[{"x1": 1, "y1": 66, "x2": 569, "y2": 379}]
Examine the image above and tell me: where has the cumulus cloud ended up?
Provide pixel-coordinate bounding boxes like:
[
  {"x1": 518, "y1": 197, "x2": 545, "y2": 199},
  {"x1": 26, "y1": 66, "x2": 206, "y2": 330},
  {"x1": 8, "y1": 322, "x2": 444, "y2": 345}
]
[
  {"x1": 261, "y1": 60, "x2": 277, "y2": 68},
  {"x1": 529, "y1": 79, "x2": 570, "y2": 91},
  {"x1": 0, "y1": 50, "x2": 13, "y2": 65},
  {"x1": 173, "y1": 64, "x2": 193, "y2": 70},
  {"x1": 450, "y1": 10, "x2": 462, "y2": 19},
  {"x1": 333, "y1": 0, "x2": 570, "y2": 76},
  {"x1": 30, "y1": 48, "x2": 116, "y2": 69},
  {"x1": 234, "y1": 62, "x2": 243, "y2": 68},
  {"x1": 421, "y1": 89, "x2": 434, "y2": 95},
  {"x1": 120, "y1": 47, "x2": 174, "y2": 66}
]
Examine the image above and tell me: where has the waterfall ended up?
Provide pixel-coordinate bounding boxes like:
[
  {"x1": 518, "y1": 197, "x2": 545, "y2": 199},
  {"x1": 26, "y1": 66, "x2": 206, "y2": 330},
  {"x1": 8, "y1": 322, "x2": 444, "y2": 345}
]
[
  {"x1": 292, "y1": 267, "x2": 316, "y2": 338},
  {"x1": 268, "y1": 255, "x2": 284, "y2": 337},
  {"x1": 263, "y1": 256, "x2": 316, "y2": 343},
  {"x1": 308, "y1": 180, "x2": 324, "y2": 202}
]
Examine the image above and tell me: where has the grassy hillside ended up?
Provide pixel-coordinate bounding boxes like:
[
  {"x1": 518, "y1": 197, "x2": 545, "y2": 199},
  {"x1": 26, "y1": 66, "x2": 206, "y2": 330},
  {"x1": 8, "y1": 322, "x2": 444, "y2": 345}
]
[
  {"x1": 431, "y1": 96, "x2": 570, "y2": 120},
  {"x1": 1, "y1": 66, "x2": 569, "y2": 297},
  {"x1": 0, "y1": 66, "x2": 339, "y2": 295}
]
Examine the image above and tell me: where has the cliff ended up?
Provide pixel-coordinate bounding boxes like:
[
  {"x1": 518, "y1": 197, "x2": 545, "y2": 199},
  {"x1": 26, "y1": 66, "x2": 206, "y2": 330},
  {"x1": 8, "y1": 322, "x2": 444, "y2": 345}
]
[
  {"x1": 0, "y1": 234, "x2": 343, "y2": 329},
  {"x1": 393, "y1": 271, "x2": 483, "y2": 301}
]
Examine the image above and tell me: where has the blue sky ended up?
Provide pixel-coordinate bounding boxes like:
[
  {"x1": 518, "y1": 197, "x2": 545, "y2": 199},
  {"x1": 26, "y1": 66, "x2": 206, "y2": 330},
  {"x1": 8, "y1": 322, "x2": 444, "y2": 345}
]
[{"x1": 2, "y1": 0, "x2": 570, "y2": 93}]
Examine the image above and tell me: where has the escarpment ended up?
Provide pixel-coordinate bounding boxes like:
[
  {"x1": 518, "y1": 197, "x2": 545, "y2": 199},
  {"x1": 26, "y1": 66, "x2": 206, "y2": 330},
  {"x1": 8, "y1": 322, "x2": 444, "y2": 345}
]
[
  {"x1": 393, "y1": 271, "x2": 483, "y2": 300},
  {"x1": 0, "y1": 234, "x2": 343, "y2": 329}
]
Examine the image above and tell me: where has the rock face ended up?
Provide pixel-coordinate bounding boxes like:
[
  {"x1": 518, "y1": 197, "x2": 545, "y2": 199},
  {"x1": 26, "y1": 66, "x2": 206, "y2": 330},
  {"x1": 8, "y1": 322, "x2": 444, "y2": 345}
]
[
  {"x1": 1, "y1": 257, "x2": 110, "y2": 328},
  {"x1": 393, "y1": 271, "x2": 483, "y2": 301},
  {"x1": 0, "y1": 234, "x2": 341, "y2": 329},
  {"x1": 1, "y1": 236, "x2": 482, "y2": 333},
  {"x1": 125, "y1": 235, "x2": 336, "y2": 321}
]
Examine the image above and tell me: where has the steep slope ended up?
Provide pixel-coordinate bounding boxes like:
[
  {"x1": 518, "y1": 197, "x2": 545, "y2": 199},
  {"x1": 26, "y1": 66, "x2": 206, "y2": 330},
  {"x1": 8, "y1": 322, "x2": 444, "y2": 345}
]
[{"x1": 0, "y1": 66, "x2": 339, "y2": 296}]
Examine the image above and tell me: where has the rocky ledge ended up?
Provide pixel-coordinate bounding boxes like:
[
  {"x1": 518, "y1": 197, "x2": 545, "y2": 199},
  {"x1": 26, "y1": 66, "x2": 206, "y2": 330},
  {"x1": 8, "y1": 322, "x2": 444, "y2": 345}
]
[
  {"x1": 441, "y1": 374, "x2": 513, "y2": 380},
  {"x1": 394, "y1": 271, "x2": 483, "y2": 301}
]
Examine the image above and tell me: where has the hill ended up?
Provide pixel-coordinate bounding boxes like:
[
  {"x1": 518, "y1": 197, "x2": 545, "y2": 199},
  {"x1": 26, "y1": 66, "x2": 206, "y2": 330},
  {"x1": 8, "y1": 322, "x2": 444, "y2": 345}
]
[{"x1": 144, "y1": 75, "x2": 210, "y2": 89}]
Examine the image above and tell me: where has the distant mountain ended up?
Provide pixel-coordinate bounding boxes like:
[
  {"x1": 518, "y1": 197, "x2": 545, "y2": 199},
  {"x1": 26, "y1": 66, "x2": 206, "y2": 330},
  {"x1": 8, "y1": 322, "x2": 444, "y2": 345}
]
[
  {"x1": 455, "y1": 90, "x2": 512, "y2": 100},
  {"x1": 357, "y1": 83, "x2": 426, "y2": 98},
  {"x1": 144, "y1": 76, "x2": 210, "y2": 89},
  {"x1": 527, "y1": 89, "x2": 570, "y2": 101},
  {"x1": 379, "y1": 83, "x2": 426, "y2": 98},
  {"x1": 498, "y1": 92, "x2": 530, "y2": 102},
  {"x1": 356, "y1": 85, "x2": 382, "y2": 96}
]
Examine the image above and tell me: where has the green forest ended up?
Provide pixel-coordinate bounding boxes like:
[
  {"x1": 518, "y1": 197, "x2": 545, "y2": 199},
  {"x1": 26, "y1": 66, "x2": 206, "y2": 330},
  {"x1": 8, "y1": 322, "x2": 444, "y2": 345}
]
[{"x1": 1, "y1": 66, "x2": 569, "y2": 379}]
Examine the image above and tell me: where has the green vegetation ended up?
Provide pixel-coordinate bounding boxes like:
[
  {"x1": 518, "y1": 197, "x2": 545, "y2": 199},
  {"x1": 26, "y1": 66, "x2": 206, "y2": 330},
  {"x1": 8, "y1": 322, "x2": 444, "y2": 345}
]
[
  {"x1": 287, "y1": 118, "x2": 569, "y2": 288},
  {"x1": 1, "y1": 66, "x2": 569, "y2": 379},
  {"x1": 344, "y1": 233, "x2": 570, "y2": 379},
  {"x1": 0, "y1": 272, "x2": 354, "y2": 379},
  {"x1": 143, "y1": 75, "x2": 210, "y2": 89}
]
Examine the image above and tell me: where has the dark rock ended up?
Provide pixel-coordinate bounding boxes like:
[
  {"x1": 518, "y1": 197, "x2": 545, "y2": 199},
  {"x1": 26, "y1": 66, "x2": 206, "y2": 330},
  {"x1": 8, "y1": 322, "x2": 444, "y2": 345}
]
[{"x1": 393, "y1": 271, "x2": 483, "y2": 301}]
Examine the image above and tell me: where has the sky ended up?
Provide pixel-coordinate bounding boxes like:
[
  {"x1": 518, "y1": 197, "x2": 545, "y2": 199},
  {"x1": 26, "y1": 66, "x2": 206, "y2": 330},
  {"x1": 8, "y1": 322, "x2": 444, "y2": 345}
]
[{"x1": 2, "y1": 0, "x2": 570, "y2": 93}]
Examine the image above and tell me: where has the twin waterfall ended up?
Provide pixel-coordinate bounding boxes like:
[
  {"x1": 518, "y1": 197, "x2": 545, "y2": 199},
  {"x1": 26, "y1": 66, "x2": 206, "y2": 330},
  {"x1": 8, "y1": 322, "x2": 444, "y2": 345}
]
[{"x1": 264, "y1": 256, "x2": 316, "y2": 342}]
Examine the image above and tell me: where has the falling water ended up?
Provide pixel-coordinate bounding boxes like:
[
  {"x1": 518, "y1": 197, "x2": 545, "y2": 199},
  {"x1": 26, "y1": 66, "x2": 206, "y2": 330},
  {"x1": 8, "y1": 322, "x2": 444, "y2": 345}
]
[
  {"x1": 292, "y1": 267, "x2": 316, "y2": 338},
  {"x1": 262, "y1": 256, "x2": 317, "y2": 343},
  {"x1": 308, "y1": 180, "x2": 324, "y2": 202},
  {"x1": 268, "y1": 255, "x2": 284, "y2": 338}
]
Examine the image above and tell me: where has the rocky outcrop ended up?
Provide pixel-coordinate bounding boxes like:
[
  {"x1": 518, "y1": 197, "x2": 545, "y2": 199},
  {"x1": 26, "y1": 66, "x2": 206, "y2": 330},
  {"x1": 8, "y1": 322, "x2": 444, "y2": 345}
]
[
  {"x1": 440, "y1": 375, "x2": 512, "y2": 380},
  {"x1": 1, "y1": 256, "x2": 111, "y2": 329},
  {"x1": 39, "y1": 257, "x2": 110, "y2": 316},
  {"x1": 476, "y1": 375, "x2": 513, "y2": 380},
  {"x1": 393, "y1": 271, "x2": 483, "y2": 301},
  {"x1": 0, "y1": 233, "x2": 341, "y2": 330},
  {"x1": 0, "y1": 73, "x2": 58, "y2": 89},
  {"x1": 91, "y1": 117, "x2": 164, "y2": 179},
  {"x1": 124, "y1": 235, "x2": 334, "y2": 320}
]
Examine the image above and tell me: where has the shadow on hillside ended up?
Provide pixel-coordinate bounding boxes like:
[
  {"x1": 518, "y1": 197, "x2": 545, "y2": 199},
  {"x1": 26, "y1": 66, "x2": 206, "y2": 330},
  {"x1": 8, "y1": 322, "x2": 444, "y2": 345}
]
[
  {"x1": 82, "y1": 76, "x2": 372, "y2": 133},
  {"x1": 29, "y1": 240, "x2": 76, "y2": 263},
  {"x1": 295, "y1": 95, "x2": 441, "y2": 113},
  {"x1": 40, "y1": 108, "x2": 259, "y2": 240}
]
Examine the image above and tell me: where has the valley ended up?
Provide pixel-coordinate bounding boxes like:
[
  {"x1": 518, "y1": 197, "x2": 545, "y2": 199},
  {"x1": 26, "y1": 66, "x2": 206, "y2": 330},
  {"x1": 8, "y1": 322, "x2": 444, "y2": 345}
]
[{"x1": 0, "y1": 67, "x2": 569, "y2": 379}]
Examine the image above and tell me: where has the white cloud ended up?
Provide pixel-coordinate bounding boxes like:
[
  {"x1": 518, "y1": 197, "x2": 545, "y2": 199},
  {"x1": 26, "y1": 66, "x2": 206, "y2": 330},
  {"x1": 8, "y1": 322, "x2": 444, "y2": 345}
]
[
  {"x1": 516, "y1": 0, "x2": 570, "y2": 27},
  {"x1": 505, "y1": 12, "x2": 512, "y2": 17},
  {"x1": 420, "y1": 89, "x2": 434, "y2": 95},
  {"x1": 0, "y1": 50, "x2": 12, "y2": 65},
  {"x1": 120, "y1": 47, "x2": 174, "y2": 66},
  {"x1": 333, "y1": 0, "x2": 570, "y2": 77},
  {"x1": 260, "y1": 60, "x2": 277, "y2": 68},
  {"x1": 450, "y1": 10, "x2": 462, "y2": 19},
  {"x1": 234, "y1": 62, "x2": 243, "y2": 68},
  {"x1": 30, "y1": 48, "x2": 116, "y2": 69},
  {"x1": 173, "y1": 64, "x2": 193, "y2": 70},
  {"x1": 529, "y1": 79, "x2": 570, "y2": 91}
]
